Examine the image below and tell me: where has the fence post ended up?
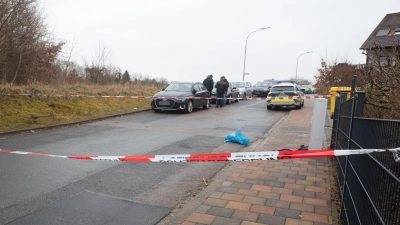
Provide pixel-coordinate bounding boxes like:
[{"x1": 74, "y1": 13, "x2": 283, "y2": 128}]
[
  {"x1": 339, "y1": 75, "x2": 358, "y2": 219},
  {"x1": 309, "y1": 98, "x2": 328, "y2": 149}
]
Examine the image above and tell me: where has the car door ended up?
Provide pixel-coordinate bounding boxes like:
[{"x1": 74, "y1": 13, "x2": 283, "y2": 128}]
[
  {"x1": 193, "y1": 84, "x2": 202, "y2": 107},
  {"x1": 246, "y1": 82, "x2": 253, "y2": 96}
]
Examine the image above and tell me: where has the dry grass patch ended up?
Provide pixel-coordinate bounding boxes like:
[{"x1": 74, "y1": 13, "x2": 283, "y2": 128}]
[{"x1": 0, "y1": 83, "x2": 161, "y2": 132}]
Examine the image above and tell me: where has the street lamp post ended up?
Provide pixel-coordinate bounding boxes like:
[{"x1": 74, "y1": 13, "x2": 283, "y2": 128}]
[
  {"x1": 295, "y1": 51, "x2": 312, "y2": 83},
  {"x1": 242, "y1": 27, "x2": 270, "y2": 81}
]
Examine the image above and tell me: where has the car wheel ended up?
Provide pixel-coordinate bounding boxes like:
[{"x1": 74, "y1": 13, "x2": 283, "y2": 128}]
[
  {"x1": 296, "y1": 104, "x2": 302, "y2": 109},
  {"x1": 203, "y1": 99, "x2": 209, "y2": 109},
  {"x1": 153, "y1": 109, "x2": 161, "y2": 113},
  {"x1": 226, "y1": 96, "x2": 231, "y2": 105},
  {"x1": 267, "y1": 105, "x2": 272, "y2": 110},
  {"x1": 235, "y1": 94, "x2": 239, "y2": 102},
  {"x1": 185, "y1": 100, "x2": 193, "y2": 113}
]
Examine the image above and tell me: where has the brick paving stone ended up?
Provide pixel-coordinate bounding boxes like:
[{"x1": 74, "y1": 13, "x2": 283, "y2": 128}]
[
  {"x1": 231, "y1": 172, "x2": 241, "y2": 177},
  {"x1": 258, "y1": 175, "x2": 279, "y2": 181},
  {"x1": 211, "y1": 217, "x2": 241, "y2": 225},
  {"x1": 240, "y1": 173, "x2": 259, "y2": 179},
  {"x1": 283, "y1": 162, "x2": 301, "y2": 167},
  {"x1": 315, "y1": 206, "x2": 332, "y2": 215},
  {"x1": 231, "y1": 182, "x2": 253, "y2": 189},
  {"x1": 243, "y1": 196, "x2": 267, "y2": 205},
  {"x1": 186, "y1": 212, "x2": 216, "y2": 224},
  {"x1": 241, "y1": 221, "x2": 266, "y2": 225},
  {"x1": 209, "y1": 192, "x2": 224, "y2": 199},
  {"x1": 269, "y1": 172, "x2": 288, "y2": 178},
  {"x1": 289, "y1": 202, "x2": 314, "y2": 212},
  {"x1": 265, "y1": 199, "x2": 290, "y2": 209},
  {"x1": 264, "y1": 180, "x2": 285, "y2": 188},
  {"x1": 216, "y1": 187, "x2": 239, "y2": 194},
  {"x1": 284, "y1": 183, "x2": 305, "y2": 190},
  {"x1": 280, "y1": 194, "x2": 303, "y2": 203},
  {"x1": 222, "y1": 181, "x2": 233, "y2": 186},
  {"x1": 295, "y1": 180, "x2": 316, "y2": 186},
  {"x1": 285, "y1": 218, "x2": 313, "y2": 225},
  {"x1": 245, "y1": 179, "x2": 266, "y2": 185},
  {"x1": 293, "y1": 189, "x2": 315, "y2": 198},
  {"x1": 275, "y1": 165, "x2": 291, "y2": 170},
  {"x1": 301, "y1": 212, "x2": 329, "y2": 223},
  {"x1": 251, "y1": 184, "x2": 273, "y2": 192},
  {"x1": 196, "y1": 205, "x2": 212, "y2": 213},
  {"x1": 305, "y1": 185, "x2": 327, "y2": 193},
  {"x1": 274, "y1": 208, "x2": 302, "y2": 219},
  {"x1": 206, "y1": 206, "x2": 235, "y2": 218},
  {"x1": 306, "y1": 176, "x2": 325, "y2": 182},
  {"x1": 290, "y1": 167, "x2": 308, "y2": 172},
  {"x1": 247, "y1": 166, "x2": 264, "y2": 171},
  {"x1": 227, "y1": 177, "x2": 247, "y2": 183},
  {"x1": 258, "y1": 191, "x2": 281, "y2": 199},
  {"x1": 221, "y1": 193, "x2": 245, "y2": 202},
  {"x1": 251, "y1": 171, "x2": 270, "y2": 176},
  {"x1": 298, "y1": 171, "x2": 317, "y2": 177},
  {"x1": 204, "y1": 198, "x2": 229, "y2": 208},
  {"x1": 239, "y1": 165, "x2": 248, "y2": 169},
  {"x1": 236, "y1": 188, "x2": 259, "y2": 197},
  {"x1": 315, "y1": 182, "x2": 331, "y2": 189},
  {"x1": 263, "y1": 167, "x2": 282, "y2": 172},
  {"x1": 225, "y1": 201, "x2": 252, "y2": 211},
  {"x1": 231, "y1": 210, "x2": 259, "y2": 222},
  {"x1": 280, "y1": 169, "x2": 299, "y2": 175},
  {"x1": 303, "y1": 197, "x2": 327, "y2": 206},
  {"x1": 316, "y1": 192, "x2": 331, "y2": 200},
  {"x1": 271, "y1": 187, "x2": 294, "y2": 195},
  {"x1": 278, "y1": 177, "x2": 297, "y2": 184},
  {"x1": 249, "y1": 204, "x2": 275, "y2": 215},
  {"x1": 236, "y1": 169, "x2": 253, "y2": 174},
  {"x1": 257, "y1": 214, "x2": 286, "y2": 225},
  {"x1": 287, "y1": 174, "x2": 307, "y2": 180}
]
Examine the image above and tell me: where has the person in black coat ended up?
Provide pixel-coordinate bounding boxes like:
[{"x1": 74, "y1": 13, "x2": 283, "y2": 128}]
[
  {"x1": 203, "y1": 75, "x2": 214, "y2": 93},
  {"x1": 222, "y1": 76, "x2": 229, "y2": 105},
  {"x1": 215, "y1": 76, "x2": 227, "y2": 108}
]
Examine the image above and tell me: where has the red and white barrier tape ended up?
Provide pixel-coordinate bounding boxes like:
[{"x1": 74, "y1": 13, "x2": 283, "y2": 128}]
[
  {"x1": 3, "y1": 94, "x2": 332, "y2": 100},
  {"x1": 1, "y1": 148, "x2": 399, "y2": 162}
]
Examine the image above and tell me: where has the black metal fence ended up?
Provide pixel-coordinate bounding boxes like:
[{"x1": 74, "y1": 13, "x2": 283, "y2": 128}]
[{"x1": 330, "y1": 76, "x2": 400, "y2": 225}]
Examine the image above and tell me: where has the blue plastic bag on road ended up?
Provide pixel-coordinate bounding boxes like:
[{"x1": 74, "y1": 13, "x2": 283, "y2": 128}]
[{"x1": 225, "y1": 130, "x2": 250, "y2": 146}]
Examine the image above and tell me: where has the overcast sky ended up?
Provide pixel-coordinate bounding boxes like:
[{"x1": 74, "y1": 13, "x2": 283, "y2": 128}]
[{"x1": 42, "y1": 0, "x2": 399, "y2": 85}]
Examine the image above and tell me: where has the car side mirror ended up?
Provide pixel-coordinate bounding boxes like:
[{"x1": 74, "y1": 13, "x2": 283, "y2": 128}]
[
  {"x1": 192, "y1": 90, "x2": 197, "y2": 94},
  {"x1": 162, "y1": 88, "x2": 166, "y2": 91}
]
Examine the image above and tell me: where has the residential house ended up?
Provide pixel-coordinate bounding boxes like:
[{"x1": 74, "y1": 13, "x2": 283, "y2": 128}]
[{"x1": 360, "y1": 12, "x2": 400, "y2": 66}]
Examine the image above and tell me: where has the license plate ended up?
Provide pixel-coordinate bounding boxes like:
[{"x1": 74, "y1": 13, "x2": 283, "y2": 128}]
[{"x1": 158, "y1": 101, "x2": 170, "y2": 105}]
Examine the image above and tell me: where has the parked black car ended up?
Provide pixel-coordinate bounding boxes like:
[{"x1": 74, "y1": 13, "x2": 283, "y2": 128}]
[
  {"x1": 210, "y1": 82, "x2": 240, "y2": 105},
  {"x1": 252, "y1": 82, "x2": 271, "y2": 97},
  {"x1": 151, "y1": 82, "x2": 210, "y2": 113}
]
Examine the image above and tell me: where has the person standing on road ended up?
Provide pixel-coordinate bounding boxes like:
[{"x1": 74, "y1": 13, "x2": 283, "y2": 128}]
[
  {"x1": 222, "y1": 76, "x2": 229, "y2": 105},
  {"x1": 203, "y1": 74, "x2": 214, "y2": 107},
  {"x1": 215, "y1": 76, "x2": 227, "y2": 108}
]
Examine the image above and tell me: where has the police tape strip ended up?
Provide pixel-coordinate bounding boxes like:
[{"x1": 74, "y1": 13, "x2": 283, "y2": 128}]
[
  {"x1": 1, "y1": 148, "x2": 399, "y2": 162},
  {"x1": 2, "y1": 94, "x2": 332, "y2": 100}
]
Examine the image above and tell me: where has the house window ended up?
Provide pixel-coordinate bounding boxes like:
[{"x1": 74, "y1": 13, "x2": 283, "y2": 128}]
[
  {"x1": 380, "y1": 56, "x2": 388, "y2": 66},
  {"x1": 395, "y1": 28, "x2": 400, "y2": 35},
  {"x1": 376, "y1": 29, "x2": 390, "y2": 37}
]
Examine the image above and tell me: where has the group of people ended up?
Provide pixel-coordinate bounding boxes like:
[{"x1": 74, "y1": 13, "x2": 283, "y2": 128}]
[{"x1": 203, "y1": 74, "x2": 229, "y2": 108}]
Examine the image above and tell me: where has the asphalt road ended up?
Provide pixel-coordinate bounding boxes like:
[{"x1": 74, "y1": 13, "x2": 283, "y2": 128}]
[{"x1": 0, "y1": 99, "x2": 288, "y2": 225}]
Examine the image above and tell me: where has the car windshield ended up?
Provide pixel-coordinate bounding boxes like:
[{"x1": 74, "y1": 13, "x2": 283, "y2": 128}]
[
  {"x1": 271, "y1": 86, "x2": 295, "y2": 92},
  {"x1": 164, "y1": 83, "x2": 193, "y2": 92},
  {"x1": 255, "y1": 82, "x2": 269, "y2": 87},
  {"x1": 233, "y1": 82, "x2": 246, "y2": 88}
]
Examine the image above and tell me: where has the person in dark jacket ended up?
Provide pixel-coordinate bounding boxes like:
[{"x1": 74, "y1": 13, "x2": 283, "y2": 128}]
[
  {"x1": 222, "y1": 76, "x2": 229, "y2": 105},
  {"x1": 215, "y1": 76, "x2": 227, "y2": 108},
  {"x1": 203, "y1": 75, "x2": 214, "y2": 107}
]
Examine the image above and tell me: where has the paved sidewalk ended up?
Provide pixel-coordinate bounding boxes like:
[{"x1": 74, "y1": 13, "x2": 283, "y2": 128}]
[{"x1": 181, "y1": 99, "x2": 334, "y2": 225}]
